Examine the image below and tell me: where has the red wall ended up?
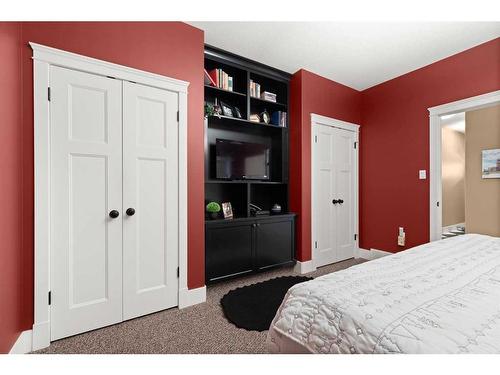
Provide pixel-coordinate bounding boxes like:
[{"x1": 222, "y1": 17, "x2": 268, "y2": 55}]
[
  {"x1": 360, "y1": 38, "x2": 500, "y2": 252},
  {"x1": 0, "y1": 22, "x2": 23, "y2": 353},
  {"x1": 1, "y1": 22, "x2": 498, "y2": 353},
  {"x1": 1, "y1": 22, "x2": 205, "y2": 352},
  {"x1": 290, "y1": 69, "x2": 361, "y2": 261}
]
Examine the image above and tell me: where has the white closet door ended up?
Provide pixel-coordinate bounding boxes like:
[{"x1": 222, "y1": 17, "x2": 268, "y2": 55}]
[
  {"x1": 312, "y1": 124, "x2": 338, "y2": 267},
  {"x1": 50, "y1": 66, "x2": 123, "y2": 340},
  {"x1": 312, "y1": 124, "x2": 356, "y2": 267},
  {"x1": 333, "y1": 127, "x2": 356, "y2": 261},
  {"x1": 122, "y1": 81, "x2": 179, "y2": 320}
]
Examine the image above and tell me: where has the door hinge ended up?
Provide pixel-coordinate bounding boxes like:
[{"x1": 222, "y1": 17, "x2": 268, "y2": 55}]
[
  {"x1": 177, "y1": 267, "x2": 180, "y2": 278},
  {"x1": 47, "y1": 87, "x2": 51, "y2": 101},
  {"x1": 354, "y1": 141, "x2": 357, "y2": 149},
  {"x1": 177, "y1": 111, "x2": 180, "y2": 122},
  {"x1": 354, "y1": 234, "x2": 357, "y2": 241},
  {"x1": 314, "y1": 241, "x2": 318, "y2": 249},
  {"x1": 48, "y1": 291, "x2": 51, "y2": 305},
  {"x1": 314, "y1": 135, "x2": 318, "y2": 143}
]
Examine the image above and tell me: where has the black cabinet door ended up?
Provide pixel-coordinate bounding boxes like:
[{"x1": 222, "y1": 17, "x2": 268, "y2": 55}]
[
  {"x1": 255, "y1": 218, "x2": 294, "y2": 270},
  {"x1": 206, "y1": 222, "x2": 253, "y2": 282}
]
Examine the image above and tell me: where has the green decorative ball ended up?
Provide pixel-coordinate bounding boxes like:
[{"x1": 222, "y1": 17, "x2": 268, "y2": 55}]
[{"x1": 206, "y1": 202, "x2": 221, "y2": 213}]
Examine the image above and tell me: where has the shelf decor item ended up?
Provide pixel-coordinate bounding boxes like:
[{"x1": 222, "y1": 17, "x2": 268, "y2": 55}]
[
  {"x1": 271, "y1": 203, "x2": 282, "y2": 215},
  {"x1": 204, "y1": 103, "x2": 216, "y2": 118},
  {"x1": 233, "y1": 106, "x2": 242, "y2": 119},
  {"x1": 222, "y1": 202, "x2": 234, "y2": 219},
  {"x1": 261, "y1": 91, "x2": 277, "y2": 103},
  {"x1": 220, "y1": 101, "x2": 234, "y2": 117},
  {"x1": 249, "y1": 114, "x2": 260, "y2": 123},
  {"x1": 206, "y1": 201, "x2": 221, "y2": 220},
  {"x1": 260, "y1": 109, "x2": 270, "y2": 124}
]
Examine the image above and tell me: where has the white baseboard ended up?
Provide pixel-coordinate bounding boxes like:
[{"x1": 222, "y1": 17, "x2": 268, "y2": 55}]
[
  {"x1": 370, "y1": 248, "x2": 393, "y2": 259},
  {"x1": 356, "y1": 248, "x2": 392, "y2": 260},
  {"x1": 356, "y1": 248, "x2": 371, "y2": 260},
  {"x1": 9, "y1": 330, "x2": 32, "y2": 354},
  {"x1": 178, "y1": 286, "x2": 206, "y2": 309},
  {"x1": 294, "y1": 260, "x2": 316, "y2": 274},
  {"x1": 32, "y1": 320, "x2": 50, "y2": 351}
]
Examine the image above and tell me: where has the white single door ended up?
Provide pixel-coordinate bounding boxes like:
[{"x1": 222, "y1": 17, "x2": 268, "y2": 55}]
[
  {"x1": 50, "y1": 66, "x2": 123, "y2": 340},
  {"x1": 312, "y1": 124, "x2": 357, "y2": 267},
  {"x1": 122, "y1": 81, "x2": 179, "y2": 320}
]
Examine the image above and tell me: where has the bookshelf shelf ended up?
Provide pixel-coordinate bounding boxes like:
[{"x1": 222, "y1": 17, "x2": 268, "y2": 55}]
[
  {"x1": 207, "y1": 115, "x2": 286, "y2": 130},
  {"x1": 204, "y1": 84, "x2": 246, "y2": 97},
  {"x1": 250, "y1": 96, "x2": 287, "y2": 107}
]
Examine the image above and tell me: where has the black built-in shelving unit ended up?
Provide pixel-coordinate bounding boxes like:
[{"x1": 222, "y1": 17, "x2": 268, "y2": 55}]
[
  {"x1": 204, "y1": 45, "x2": 295, "y2": 283},
  {"x1": 204, "y1": 45, "x2": 291, "y2": 220}
]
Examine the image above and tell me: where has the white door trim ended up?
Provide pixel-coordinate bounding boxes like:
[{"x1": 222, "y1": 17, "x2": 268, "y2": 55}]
[
  {"x1": 31, "y1": 43, "x2": 191, "y2": 351},
  {"x1": 428, "y1": 90, "x2": 500, "y2": 242},
  {"x1": 310, "y1": 113, "x2": 360, "y2": 270}
]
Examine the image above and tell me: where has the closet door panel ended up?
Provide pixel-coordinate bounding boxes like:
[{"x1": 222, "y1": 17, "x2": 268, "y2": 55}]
[
  {"x1": 50, "y1": 66, "x2": 123, "y2": 340},
  {"x1": 312, "y1": 124, "x2": 338, "y2": 267},
  {"x1": 122, "y1": 81, "x2": 179, "y2": 320},
  {"x1": 333, "y1": 128, "x2": 356, "y2": 261}
]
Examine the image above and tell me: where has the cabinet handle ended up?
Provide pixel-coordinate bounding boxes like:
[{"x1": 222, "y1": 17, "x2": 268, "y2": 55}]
[
  {"x1": 126, "y1": 208, "x2": 136, "y2": 216},
  {"x1": 109, "y1": 210, "x2": 119, "y2": 219}
]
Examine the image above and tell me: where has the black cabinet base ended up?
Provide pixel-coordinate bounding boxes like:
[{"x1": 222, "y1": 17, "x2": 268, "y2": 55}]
[{"x1": 205, "y1": 214, "x2": 296, "y2": 284}]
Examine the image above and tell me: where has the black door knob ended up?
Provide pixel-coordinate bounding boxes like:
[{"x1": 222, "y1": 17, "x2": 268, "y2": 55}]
[
  {"x1": 332, "y1": 199, "x2": 339, "y2": 204},
  {"x1": 126, "y1": 208, "x2": 136, "y2": 216},
  {"x1": 109, "y1": 210, "x2": 119, "y2": 218},
  {"x1": 338, "y1": 199, "x2": 344, "y2": 204}
]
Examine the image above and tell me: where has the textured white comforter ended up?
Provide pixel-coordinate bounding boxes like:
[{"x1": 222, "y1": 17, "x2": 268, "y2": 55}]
[{"x1": 267, "y1": 234, "x2": 500, "y2": 354}]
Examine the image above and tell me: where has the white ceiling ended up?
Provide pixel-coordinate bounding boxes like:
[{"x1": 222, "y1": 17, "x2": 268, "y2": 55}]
[{"x1": 188, "y1": 22, "x2": 500, "y2": 91}]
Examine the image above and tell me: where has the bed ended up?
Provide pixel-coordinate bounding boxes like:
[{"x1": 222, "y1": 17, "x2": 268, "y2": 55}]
[{"x1": 266, "y1": 234, "x2": 500, "y2": 354}]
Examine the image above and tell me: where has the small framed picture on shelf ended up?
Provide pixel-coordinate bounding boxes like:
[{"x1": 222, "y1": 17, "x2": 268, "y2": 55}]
[
  {"x1": 222, "y1": 202, "x2": 233, "y2": 219},
  {"x1": 233, "y1": 106, "x2": 242, "y2": 119},
  {"x1": 220, "y1": 101, "x2": 233, "y2": 117}
]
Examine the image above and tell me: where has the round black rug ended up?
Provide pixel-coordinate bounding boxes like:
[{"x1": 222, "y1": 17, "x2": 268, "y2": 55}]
[{"x1": 220, "y1": 276, "x2": 313, "y2": 331}]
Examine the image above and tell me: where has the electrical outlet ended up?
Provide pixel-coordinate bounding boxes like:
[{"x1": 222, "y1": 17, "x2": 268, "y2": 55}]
[{"x1": 398, "y1": 234, "x2": 406, "y2": 246}]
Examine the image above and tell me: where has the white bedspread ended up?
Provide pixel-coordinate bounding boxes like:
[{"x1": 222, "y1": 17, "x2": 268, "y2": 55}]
[{"x1": 267, "y1": 234, "x2": 500, "y2": 354}]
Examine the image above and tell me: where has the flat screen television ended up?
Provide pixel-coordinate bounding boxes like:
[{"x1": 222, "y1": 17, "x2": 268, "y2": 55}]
[{"x1": 216, "y1": 139, "x2": 270, "y2": 180}]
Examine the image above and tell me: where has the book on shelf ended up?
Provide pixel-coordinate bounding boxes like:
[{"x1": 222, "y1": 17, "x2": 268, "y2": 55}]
[
  {"x1": 271, "y1": 111, "x2": 287, "y2": 127},
  {"x1": 204, "y1": 69, "x2": 216, "y2": 86},
  {"x1": 207, "y1": 68, "x2": 233, "y2": 91},
  {"x1": 249, "y1": 79, "x2": 261, "y2": 98}
]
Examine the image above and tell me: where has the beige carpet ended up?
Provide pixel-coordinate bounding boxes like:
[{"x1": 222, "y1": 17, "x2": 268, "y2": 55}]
[{"x1": 34, "y1": 258, "x2": 366, "y2": 354}]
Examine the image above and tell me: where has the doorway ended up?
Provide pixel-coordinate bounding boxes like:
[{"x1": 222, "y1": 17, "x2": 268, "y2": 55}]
[{"x1": 429, "y1": 90, "x2": 500, "y2": 241}]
